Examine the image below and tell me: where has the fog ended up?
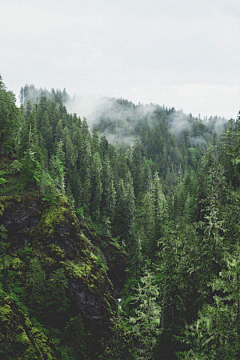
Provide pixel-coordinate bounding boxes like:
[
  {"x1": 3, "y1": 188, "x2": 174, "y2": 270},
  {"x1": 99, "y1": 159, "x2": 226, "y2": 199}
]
[{"x1": 65, "y1": 93, "x2": 229, "y2": 150}]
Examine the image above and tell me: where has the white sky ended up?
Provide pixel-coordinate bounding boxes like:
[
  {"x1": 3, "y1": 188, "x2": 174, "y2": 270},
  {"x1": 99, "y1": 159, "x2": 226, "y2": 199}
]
[{"x1": 1, "y1": 0, "x2": 239, "y2": 119}]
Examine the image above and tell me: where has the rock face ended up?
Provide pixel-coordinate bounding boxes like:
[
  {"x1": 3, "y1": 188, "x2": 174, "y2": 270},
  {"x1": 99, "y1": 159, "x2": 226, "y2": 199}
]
[
  {"x1": 79, "y1": 221, "x2": 128, "y2": 299},
  {"x1": 0, "y1": 296, "x2": 60, "y2": 359},
  {"x1": 0, "y1": 194, "x2": 128, "y2": 357}
]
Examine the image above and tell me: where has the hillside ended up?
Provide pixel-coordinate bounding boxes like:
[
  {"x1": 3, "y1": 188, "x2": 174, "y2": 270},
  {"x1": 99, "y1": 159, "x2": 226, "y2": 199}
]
[
  {"x1": 0, "y1": 193, "x2": 128, "y2": 358},
  {"x1": 1, "y1": 76, "x2": 240, "y2": 359}
]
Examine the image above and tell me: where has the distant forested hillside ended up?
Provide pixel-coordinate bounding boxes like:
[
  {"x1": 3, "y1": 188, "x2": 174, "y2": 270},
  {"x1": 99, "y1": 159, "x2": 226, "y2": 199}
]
[{"x1": 91, "y1": 97, "x2": 227, "y2": 191}]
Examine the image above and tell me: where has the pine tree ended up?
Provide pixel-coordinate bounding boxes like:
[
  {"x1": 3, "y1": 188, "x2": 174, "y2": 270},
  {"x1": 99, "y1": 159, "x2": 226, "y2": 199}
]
[
  {"x1": 20, "y1": 111, "x2": 42, "y2": 189},
  {"x1": 54, "y1": 119, "x2": 63, "y2": 144},
  {"x1": 19, "y1": 87, "x2": 24, "y2": 105},
  {"x1": 123, "y1": 171, "x2": 135, "y2": 247},
  {"x1": 196, "y1": 162, "x2": 226, "y2": 292},
  {"x1": 184, "y1": 248, "x2": 240, "y2": 359},
  {"x1": 221, "y1": 115, "x2": 240, "y2": 188},
  {"x1": 152, "y1": 172, "x2": 165, "y2": 244},
  {"x1": 132, "y1": 140, "x2": 144, "y2": 203},
  {"x1": 41, "y1": 110, "x2": 53, "y2": 157},
  {"x1": 62, "y1": 314, "x2": 86, "y2": 359},
  {"x1": 91, "y1": 128, "x2": 100, "y2": 155},
  {"x1": 72, "y1": 126, "x2": 82, "y2": 170},
  {"x1": 90, "y1": 152, "x2": 103, "y2": 223},
  {"x1": 66, "y1": 181, "x2": 75, "y2": 208},
  {"x1": 128, "y1": 267, "x2": 161, "y2": 360},
  {"x1": 49, "y1": 146, "x2": 65, "y2": 194},
  {"x1": 134, "y1": 187, "x2": 155, "y2": 259},
  {"x1": 65, "y1": 131, "x2": 76, "y2": 168},
  {"x1": 114, "y1": 172, "x2": 135, "y2": 247},
  {"x1": 37, "y1": 96, "x2": 48, "y2": 131},
  {"x1": 40, "y1": 167, "x2": 57, "y2": 203},
  {"x1": 100, "y1": 133, "x2": 109, "y2": 159},
  {"x1": 0, "y1": 76, "x2": 19, "y2": 155},
  {"x1": 80, "y1": 118, "x2": 92, "y2": 214},
  {"x1": 101, "y1": 156, "x2": 116, "y2": 226},
  {"x1": 26, "y1": 257, "x2": 45, "y2": 318},
  {"x1": 116, "y1": 145, "x2": 129, "y2": 181}
]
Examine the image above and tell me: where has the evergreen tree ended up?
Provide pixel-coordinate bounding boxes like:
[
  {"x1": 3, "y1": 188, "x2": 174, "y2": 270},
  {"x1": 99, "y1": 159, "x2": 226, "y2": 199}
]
[
  {"x1": 100, "y1": 133, "x2": 109, "y2": 159},
  {"x1": 41, "y1": 110, "x2": 53, "y2": 157},
  {"x1": 90, "y1": 152, "x2": 103, "y2": 223},
  {"x1": 49, "y1": 142, "x2": 65, "y2": 194},
  {"x1": 62, "y1": 314, "x2": 86, "y2": 359},
  {"x1": 101, "y1": 156, "x2": 116, "y2": 226},
  {"x1": 20, "y1": 111, "x2": 42, "y2": 189},
  {"x1": 152, "y1": 172, "x2": 165, "y2": 244},
  {"x1": 132, "y1": 140, "x2": 144, "y2": 202},
  {"x1": 91, "y1": 128, "x2": 100, "y2": 155},
  {"x1": 37, "y1": 96, "x2": 48, "y2": 131},
  {"x1": 80, "y1": 118, "x2": 92, "y2": 214},
  {"x1": 54, "y1": 119, "x2": 63, "y2": 144},
  {"x1": 0, "y1": 76, "x2": 19, "y2": 155},
  {"x1": 116, "y1": 145, "x2": 129, "y2": 181},
  {"x1": 184, "y1": 248, "x2": 240, "y2": 359},
  {"x1": 128, "y1": 267, "x2": 161, "y2": 360},
  {"x1": 114, "y1": 173, "x2": 135, "y2": 247}
]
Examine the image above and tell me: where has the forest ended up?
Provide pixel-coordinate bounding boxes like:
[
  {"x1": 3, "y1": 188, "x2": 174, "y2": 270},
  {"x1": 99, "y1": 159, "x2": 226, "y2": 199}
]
[{"x1": 1, "y1": 76, "x2": 240, "y2": 359}]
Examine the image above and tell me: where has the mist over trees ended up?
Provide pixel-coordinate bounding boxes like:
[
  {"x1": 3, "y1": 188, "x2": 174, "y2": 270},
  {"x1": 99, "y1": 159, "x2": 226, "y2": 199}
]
[{"x1": 1, "y1": 76, "x2": 240, "y2": 359}]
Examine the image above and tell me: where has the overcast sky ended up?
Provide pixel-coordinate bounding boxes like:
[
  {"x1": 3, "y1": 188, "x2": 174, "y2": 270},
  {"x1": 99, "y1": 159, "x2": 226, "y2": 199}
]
[{"x1": 1, "y1": 0, "x2": 239, "y2": 119}]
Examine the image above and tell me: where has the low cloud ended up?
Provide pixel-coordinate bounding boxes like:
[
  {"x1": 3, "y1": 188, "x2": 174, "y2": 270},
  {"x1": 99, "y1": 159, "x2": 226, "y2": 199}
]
[
  {"x1": 168, "y1": 110, "x2": 191, "y2": 134},
  {"x1": 66, "y1": 95, "x2": 114, "y2": 128},
  {"x1": 100, "y1": 131, "x2": 137, "y2": 149},
  {"x1": 65, "y1": 95, "x2": 157, "y2": 148},
  {"x1": 190, "y1": 136, "x2": 207, "y2": 146},
  {"x1": 66, "y1": 94, "x2": 228, "y2": 151}
]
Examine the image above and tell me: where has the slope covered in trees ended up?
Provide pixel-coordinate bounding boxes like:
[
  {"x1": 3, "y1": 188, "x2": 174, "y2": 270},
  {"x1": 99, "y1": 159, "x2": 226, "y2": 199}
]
[
  {"x1": 92, "y1": 97, "x2": 227, "y2": 191},
  {"x1": 1, "y1": 75, "x2": 240, "y2": 359}
]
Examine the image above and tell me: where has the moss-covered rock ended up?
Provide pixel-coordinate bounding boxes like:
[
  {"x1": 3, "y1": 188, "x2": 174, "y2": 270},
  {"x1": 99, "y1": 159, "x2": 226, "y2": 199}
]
[
  {"x1": 0, "y1": 193, "x2": 128, "y2": 358},
  {"x1": 0, "y1": 296, "x2": 60, "y2": 359},
  {"x1": 79, "y1": 221, "x2": 128, "y2": 298}
]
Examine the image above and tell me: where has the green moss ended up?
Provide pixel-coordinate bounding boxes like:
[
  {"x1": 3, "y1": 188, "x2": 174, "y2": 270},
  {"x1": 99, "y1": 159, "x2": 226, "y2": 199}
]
[
  {"x1": 0, "y1": 297, "x2": 60, "y2": 359},
  {"x1": 0, "y1": 192, "x2": 128, "y2": 357},
  {"x1": 38, "y1": 204, "x2": 68, "y2": 236},
  {"x1": 48, "y1": 244, "x2": 65, "y2": 260},
  {"x1": 33, "y1": 195, "x2": 87, "y2": 250},
  {"x1": 11, "y1": 257, "x2": 22, "y2": 269},
  {"x1": 64, "y1": 257, "x2": 114, "y2": 315},
  {"x1": 0, "y1": 196, "x2": 18, "y2": 214}
]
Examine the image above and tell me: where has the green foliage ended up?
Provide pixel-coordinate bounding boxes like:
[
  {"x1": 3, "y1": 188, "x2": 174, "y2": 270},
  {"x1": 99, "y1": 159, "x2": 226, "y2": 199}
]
[
  {"x1": 0, "y1": 76, "x2": 19, "y2": 156},
  {"x1": 49, "y1": 151, "x2": 65, "y2": 194},
  {"x1": 18, "y1": 245, "x2": 32, "y2": 260},
  {"x1": 128, "y1": 267, "x2": 161, "y2": 359},
  {"x1": 188, "y1": 148, "x2": 197, "y2": 167},
  {"x1": 41, "y1": 171, "x2": 57, "y2": 204},
  {"x1": 20, "y1": 150, "x2": 41, "y2": 188},
  {"x1": 95, "y1": 255, "x2": 109, "y2": 271},
  {"x1": 9, "y1": 159, "x2": 22, "y2": 174},
  {"x1": 0, "y1": 177, "x2": 7, "y2": 186},
  {"x1": 61, "y1": 314, "x2": 87, "y2": 359},
  {"x1": 103, "y1": 301, "x2": 136, "y2": 360},
  {"x1": 184, "y1": 249, "x2": 240, "y2": 359},
  {"x1": 1, "y1": 76, "x2": 240, "y2": 359}
]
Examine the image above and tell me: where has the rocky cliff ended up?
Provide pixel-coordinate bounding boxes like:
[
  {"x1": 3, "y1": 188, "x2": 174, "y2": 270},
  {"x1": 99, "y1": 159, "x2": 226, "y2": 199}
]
[{"x1": 0, "y1": 194, "x2": 128, "y2": 358}]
